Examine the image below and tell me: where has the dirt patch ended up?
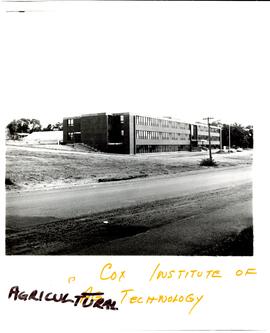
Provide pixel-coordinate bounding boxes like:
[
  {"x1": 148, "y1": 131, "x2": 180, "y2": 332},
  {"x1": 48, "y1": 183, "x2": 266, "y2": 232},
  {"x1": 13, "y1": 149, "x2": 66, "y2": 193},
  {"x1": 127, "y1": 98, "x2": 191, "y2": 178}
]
[{"x1": 98, "y1": 174, "x2": 147, "y2": 182}]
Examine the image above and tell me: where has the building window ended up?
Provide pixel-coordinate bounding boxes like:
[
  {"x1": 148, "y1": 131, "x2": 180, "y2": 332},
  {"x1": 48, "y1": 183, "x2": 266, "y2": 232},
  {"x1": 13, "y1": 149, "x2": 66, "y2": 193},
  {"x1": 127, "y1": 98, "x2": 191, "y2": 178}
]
[
  {"x1": 120, "y1": 115, "x2": 124, "y2": 123},
  {"x1": 67, "y1": 132, "x2": 74, "y2": 141},
  {"x1": 68, "y1": 119, "x2": 74, "y2": 126},
  {"x1": 161, "y1": 132, "x2": 170, "y2": 140},
  {"x1": 121, "y1": 130, "x2": 124, "y2": 136}
]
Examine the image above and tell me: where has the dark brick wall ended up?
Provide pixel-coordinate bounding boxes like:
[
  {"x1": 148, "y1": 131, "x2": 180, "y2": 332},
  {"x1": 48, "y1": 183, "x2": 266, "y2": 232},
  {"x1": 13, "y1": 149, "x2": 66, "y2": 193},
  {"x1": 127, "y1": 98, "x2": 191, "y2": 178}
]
[
  {"x1": 81, "y1": 114, "x2": 108, "y2": 151},
  {"x1": 122, "y1": 113, "x2": 132, "y2": 154},
  {"x1": 63, "y1": 117, "x2": 81, "y2": 143},
  {"x1": 107, "y1": 113, "x2": 131, "y2": 154},
  {"x1": 63, "y1": 118, "x2": 68, "y2": 143}
]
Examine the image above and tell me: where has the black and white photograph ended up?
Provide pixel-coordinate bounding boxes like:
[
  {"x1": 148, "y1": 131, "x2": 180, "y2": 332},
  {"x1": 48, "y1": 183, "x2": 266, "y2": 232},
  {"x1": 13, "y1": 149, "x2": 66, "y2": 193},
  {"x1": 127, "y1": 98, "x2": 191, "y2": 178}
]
[
  {"x1": 4, "y1": 2, "x2": 254, "y2": 257},
  {"x1": 6, "y1": 113, "x2": 253, "y2": 256},
  {"x1": 2, "y1": 1, "x2": 269, "y2": 333}
]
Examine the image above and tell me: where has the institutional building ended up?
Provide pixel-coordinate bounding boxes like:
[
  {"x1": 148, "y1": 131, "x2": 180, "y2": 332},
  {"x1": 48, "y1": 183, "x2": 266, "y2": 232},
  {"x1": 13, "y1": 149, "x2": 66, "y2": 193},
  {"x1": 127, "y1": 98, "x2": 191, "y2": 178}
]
[{"x1": 63, "y1": 112, "x2": 221, "y2": 154}]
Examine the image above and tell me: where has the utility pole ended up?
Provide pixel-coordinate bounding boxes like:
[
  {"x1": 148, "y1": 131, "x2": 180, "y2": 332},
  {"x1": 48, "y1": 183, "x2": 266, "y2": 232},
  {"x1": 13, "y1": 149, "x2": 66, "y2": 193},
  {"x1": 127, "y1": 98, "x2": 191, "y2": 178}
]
[
  {"x1": 228, "y1": 124, "x2": 231, "y2": 153},
  {"x1": 203, "y1": 117, "x2": 214, "y2": 161},
  {"x1": 220, "y1": 127, "x2": 222, "y2": 150}
]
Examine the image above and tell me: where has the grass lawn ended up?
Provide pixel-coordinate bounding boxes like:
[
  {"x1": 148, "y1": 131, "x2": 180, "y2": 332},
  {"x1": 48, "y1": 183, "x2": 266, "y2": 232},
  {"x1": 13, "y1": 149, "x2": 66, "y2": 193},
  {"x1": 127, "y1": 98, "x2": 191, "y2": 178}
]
[{"x1": 6, "y1": 143, "x2": 253, "y2": 191}]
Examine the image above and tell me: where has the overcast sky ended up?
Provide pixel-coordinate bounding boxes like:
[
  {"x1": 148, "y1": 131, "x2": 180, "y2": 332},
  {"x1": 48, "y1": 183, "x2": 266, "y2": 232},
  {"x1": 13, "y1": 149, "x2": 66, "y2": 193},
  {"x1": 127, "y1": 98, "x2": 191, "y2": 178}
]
[{"x1": 2, "y1": 2, "x2": 270, "y2": 127}]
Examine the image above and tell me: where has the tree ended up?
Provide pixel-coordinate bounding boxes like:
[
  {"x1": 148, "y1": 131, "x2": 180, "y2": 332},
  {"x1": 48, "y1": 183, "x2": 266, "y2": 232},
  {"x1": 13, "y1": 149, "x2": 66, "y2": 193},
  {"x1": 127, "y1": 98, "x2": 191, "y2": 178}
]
[
  {"x1": 43, "y1": 122, "x2": 63, "y2": 131},
  {"x1": 245, "y1": 125, "x2": 253, "y2": 148},
  {"x1": 54, "y1": 122, "x2": 63, "y2": 131},
  {"x1": 6, "y1": 118, "x2": 42, "y2": 138},
  {"x1": 17, "y1": 118, "x2": 30, "y2": 133},
  {"x1": 221, "y1": 123, "x2": 253, "y2": 149},
  {"x1": 43, "y1": 124, "x2": 53, "y2": 131},
  {"x1": 29, "y1": 119, "x2": 41, "y2": 133},
  {"x1": 6, "y1": 120, "x2": 18, "y2": 137},
  {"x1": 211, "y1": 121, "x2": 222, "y2": 127}
]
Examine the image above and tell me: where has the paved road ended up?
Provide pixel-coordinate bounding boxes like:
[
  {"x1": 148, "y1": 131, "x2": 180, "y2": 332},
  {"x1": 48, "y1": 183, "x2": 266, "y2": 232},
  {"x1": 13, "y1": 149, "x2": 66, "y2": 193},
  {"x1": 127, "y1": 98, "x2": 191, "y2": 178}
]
[{"x1": 6, "y1": 166, "x2": 252, "y2": 226}]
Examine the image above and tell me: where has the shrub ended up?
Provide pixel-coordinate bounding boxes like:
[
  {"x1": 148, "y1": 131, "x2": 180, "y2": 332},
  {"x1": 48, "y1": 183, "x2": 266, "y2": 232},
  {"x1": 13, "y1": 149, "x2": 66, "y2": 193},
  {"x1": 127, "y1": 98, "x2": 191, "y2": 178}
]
[
  {"x1": 199, "y1": 158, "x2": 218, "y2": 167},
  {"x1": 6, "y1": 178, "x2": 16, "y2": 187}
]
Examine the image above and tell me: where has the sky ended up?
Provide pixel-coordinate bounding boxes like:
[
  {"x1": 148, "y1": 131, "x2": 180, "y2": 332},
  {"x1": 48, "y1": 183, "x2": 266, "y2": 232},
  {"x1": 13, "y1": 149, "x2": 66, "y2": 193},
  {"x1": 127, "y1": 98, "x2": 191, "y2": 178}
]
[{"x1": 2, "y1": 1, "x2": 270, "y2": 128}]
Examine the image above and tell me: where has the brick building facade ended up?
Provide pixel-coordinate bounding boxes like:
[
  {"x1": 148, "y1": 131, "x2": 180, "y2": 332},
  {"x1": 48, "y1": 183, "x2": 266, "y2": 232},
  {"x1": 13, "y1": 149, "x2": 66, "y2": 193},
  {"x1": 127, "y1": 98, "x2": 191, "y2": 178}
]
[{"x1": 63, "y1": 113, "x2": 221, "y2": 154}]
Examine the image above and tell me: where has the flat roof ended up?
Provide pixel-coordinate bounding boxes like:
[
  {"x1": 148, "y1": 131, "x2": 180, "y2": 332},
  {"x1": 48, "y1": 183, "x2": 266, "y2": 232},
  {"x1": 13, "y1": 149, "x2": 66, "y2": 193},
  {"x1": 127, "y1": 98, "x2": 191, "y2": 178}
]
[{"x1": 64, "y1": 112, "x2": 221, "y2": 129}]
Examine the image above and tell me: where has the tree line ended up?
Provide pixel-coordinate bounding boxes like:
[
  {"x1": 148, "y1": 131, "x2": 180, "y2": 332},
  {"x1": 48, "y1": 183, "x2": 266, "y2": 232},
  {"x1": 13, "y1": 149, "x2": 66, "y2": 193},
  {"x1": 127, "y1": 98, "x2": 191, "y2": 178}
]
[
  {"x1": 210, "y1": 122, "x2": 253, "y2": 149},
  {"x1": 221, "y1": 123, "x2": 253, "y2": 149},
  {"x1": 6, "y1": 118, "x2": 253, "y2": 149},
  {"x1": 6, "y1": 118, "x2": 63, "y2": 138}
]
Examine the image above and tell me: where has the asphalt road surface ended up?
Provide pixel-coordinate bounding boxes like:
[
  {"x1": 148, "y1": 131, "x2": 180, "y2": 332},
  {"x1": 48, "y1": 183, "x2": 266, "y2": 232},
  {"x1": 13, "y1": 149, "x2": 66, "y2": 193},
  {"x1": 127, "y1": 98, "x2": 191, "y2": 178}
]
[
  {"x1": 7, "y1": 166, "x2": 251, "y2": 223},
  {"x1": 6, "y1": 166, "x2": 253, "y2": 255}
]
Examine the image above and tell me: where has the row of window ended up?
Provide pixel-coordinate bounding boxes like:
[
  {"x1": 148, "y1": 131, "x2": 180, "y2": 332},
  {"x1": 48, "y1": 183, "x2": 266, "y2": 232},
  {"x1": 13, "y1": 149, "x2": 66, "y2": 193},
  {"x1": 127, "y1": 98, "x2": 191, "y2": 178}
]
[
  {"x1": 211, "y1": 128, "x2": 220, "y2": 133},
  {"x1": 136, "y1": 145, "x2": 191, "y2": 153},
  {"x1": 67, "y1": 116, "x2": 220, "y2": 133},
  {"x1": 136, "y1": 130, "x2": 190, "y2": 141},
  {"x1": 198, "y1": 135, "x2": 220, "y2": 141},
  {"x1": 67, "y1": 131, "x2": 219, "y2": 142},
  {"x1": 67, "y1": 119, "x2": 74, "y2": 126},
  {"x1": 197, "y1": 125, "x2": 208, "y2": 132},
  {"x1": 135, "y1": 116, "x2": 189, "y2": 130},
  {"x1": 67, "y1": 132, "x2": 74, "y2": 140},
  {"x1": 198, "y1": 125, "x2": 220, "y2": 133}
]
